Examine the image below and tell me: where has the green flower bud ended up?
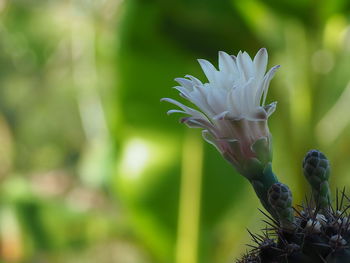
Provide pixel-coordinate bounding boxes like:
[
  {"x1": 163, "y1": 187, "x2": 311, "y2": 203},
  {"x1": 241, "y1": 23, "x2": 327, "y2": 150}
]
[
  {"x1": 303, "y1": 150, "x2": 331, "y2": 208},
  {"x1": 268, "y1": 183, "x2": 295, "y2": 231}
]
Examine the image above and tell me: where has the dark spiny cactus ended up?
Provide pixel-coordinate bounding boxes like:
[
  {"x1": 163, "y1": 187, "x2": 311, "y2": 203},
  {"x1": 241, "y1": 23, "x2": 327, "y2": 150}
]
[{"x1": 237, "y1": 150, "x2": 350, "y2": 263}]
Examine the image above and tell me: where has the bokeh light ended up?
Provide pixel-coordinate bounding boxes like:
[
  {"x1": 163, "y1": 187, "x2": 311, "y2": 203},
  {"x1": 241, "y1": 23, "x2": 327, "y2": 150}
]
[{"x1": 0, "y1": 0, "x2": 350, "y2": 262}]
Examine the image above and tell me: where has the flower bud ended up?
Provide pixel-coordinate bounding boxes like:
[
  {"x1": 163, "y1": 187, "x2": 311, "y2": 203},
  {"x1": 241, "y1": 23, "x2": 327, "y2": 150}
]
[
  {"x1": 303, "y1": 150, "x2": 331, "y2": 208},
  {"x1": 268, "y1": 183, "x2": 295, "y2": 230}
]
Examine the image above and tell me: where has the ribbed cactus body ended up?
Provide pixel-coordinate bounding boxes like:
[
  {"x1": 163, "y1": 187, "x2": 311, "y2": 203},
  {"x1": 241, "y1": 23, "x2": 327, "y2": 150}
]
[
  {"x1": 237, "y1": 205, "x2": 350, "y2": 263},
  {"x1": 237, "y1": 150, "x2": 350, "y2": 263}
]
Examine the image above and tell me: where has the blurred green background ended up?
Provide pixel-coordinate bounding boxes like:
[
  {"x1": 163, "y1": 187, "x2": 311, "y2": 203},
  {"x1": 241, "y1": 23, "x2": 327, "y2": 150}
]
[{"x1": 0, "y1": 0, "x2": 350, "y2": 262}]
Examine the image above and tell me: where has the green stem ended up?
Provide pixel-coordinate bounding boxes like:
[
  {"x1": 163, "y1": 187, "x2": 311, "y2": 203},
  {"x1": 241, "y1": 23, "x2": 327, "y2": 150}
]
[
  {"x1": 313, "y1": 181, "x2": 331, "y2": 210},
  {"x1": 248, "y1": 163, "x2": 279, "y2": 218}
]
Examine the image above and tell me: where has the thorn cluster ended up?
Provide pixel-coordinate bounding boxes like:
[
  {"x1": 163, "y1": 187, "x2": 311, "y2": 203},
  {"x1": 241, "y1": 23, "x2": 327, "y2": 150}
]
[
  {"x1": 237, "y1": 150, "x2": 350, "y2": 262},
  {"x1": 237, "y1": 189, "x2": 350, "y2": 263}
]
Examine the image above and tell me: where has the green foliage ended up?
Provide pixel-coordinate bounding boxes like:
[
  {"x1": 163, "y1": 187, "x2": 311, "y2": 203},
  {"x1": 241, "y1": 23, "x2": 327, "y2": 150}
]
[{"x1": 0, "y1": 0, "x2": 350, "y2": 262}]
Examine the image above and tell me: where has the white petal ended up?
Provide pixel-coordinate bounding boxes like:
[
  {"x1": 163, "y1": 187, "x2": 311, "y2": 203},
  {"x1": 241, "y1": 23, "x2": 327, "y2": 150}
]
[
  {"x1": 242, "y1": 51, "x2": 253, "y2": 65},
  {"x1": 185, "y1": 75, "x2": 203, "y2": 86},
  {"x1": 198, "y1": 59, "x2": 217, "y2": 83},
  {"x1": 189, "y1": 87, "x2": 214, "y2": 115},
  {"x1": 175, "y1": 78, "x2": 194, "y2": 91},
  {"x1": 218, "y1": 51, "x2": 237, "y2": 74},
  {"x1": 227, "y1": 88, "x2": 241, "y2": 118},
  {"x1": 207, "y1": 87, "x2": 227, "y2": 114},
  {"x1": 242, "y1": 78, "x2": 255, "y2": 114},
  {"x1": 173, "y1": 86, "x2": 191, "y2": 98},
  {"x1": 173, "y1": 86, "x2": 194, "y2": 102},
  {"x1": 161, "y1": 98, "x2": 208, "y2": 120},
  {"x1": 173, "y1": 81, "x2": 213, "y2": 116},
  {"x1": 264, "y1": 102, "x2": 277, "y2": 117},
  {"x1": 182, "y1": 118, "x2": 219, "y2": 137},
  {"x1": 253, "y1": 48, "x2": 268, "y2": 81},
  {"x1": 182, "y1": 118, "x2": 206, "y2": 128},
  {"x1": 167, "y1": 109, "x2": 186, "y2": 115},
  {"x1": 261, "y1": 65, "x2": 280, "y2": 105},
  {"x1": 237, "y1": 51, "x2": 253, "y2": 80},
  {"x1": 202, "y1": 130, "x2": 220, "y2": 151}
]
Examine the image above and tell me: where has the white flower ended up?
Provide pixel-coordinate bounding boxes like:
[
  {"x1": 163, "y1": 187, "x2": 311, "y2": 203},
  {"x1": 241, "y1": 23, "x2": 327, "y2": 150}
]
[{"x1": 162, "y1": 48, "x2": 280, "y2": 176}]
